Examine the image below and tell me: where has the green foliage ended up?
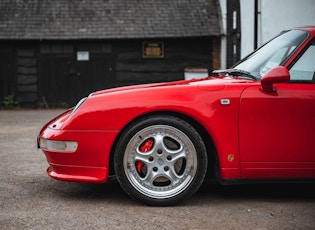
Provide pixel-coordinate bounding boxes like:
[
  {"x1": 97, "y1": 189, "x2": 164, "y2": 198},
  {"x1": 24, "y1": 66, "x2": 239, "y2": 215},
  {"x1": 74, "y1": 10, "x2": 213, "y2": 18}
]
[
  {"x1": 58, "y1": 102, "x2": 70, "y2": 109},
  {"x1": 3, "y1": 95, "x2": 19, "y2": 109},
  {"x1": 41, "y1": 97, "x2": 69, "y2": 109}
]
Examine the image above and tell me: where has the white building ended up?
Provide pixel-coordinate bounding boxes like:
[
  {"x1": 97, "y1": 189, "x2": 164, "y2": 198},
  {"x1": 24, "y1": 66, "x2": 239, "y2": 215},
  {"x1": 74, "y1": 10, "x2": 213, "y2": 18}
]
[{"x1": 220, "y1": 0, "x2": 315, "y2": 68}]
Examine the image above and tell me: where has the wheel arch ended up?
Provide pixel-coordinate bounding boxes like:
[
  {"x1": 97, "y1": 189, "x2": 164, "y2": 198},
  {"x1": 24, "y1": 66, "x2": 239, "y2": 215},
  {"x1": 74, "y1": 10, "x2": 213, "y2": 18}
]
[{"x1": 108, "y1": 111, "x2": 219, "y2": 182}]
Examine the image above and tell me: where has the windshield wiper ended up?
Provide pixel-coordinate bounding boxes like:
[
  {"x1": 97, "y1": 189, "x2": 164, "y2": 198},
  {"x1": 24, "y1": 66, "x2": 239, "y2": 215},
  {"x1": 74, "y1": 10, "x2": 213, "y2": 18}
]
[{"x1": 211, "y1": 69, "x2": 257, "y2": 80}]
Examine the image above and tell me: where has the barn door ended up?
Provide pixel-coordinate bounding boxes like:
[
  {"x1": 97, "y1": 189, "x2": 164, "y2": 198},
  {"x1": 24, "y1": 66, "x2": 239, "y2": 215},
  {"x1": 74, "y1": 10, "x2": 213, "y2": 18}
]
[
  {"x1": 0, "y1": 45, "x2": 14, "y2": 106},
  {"x1": 38, "y1": 43, "x2": 113, "y2": 107},
  {"x1": 73, "y1": 54, "x2": 114, "y2": 100}
]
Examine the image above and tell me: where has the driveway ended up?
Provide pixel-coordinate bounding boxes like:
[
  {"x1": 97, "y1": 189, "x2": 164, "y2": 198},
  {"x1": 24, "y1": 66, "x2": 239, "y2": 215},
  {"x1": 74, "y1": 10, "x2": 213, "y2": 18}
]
[{"x1": 0, "y1": 110, "x2": 314, "y2": 229}]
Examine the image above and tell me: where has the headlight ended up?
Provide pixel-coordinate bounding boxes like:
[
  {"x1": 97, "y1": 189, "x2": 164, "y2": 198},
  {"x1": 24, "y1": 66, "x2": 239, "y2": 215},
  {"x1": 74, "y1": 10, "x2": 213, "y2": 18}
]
[{"x1": 39, "y1": 138, "x2": 78, "y2": 152}]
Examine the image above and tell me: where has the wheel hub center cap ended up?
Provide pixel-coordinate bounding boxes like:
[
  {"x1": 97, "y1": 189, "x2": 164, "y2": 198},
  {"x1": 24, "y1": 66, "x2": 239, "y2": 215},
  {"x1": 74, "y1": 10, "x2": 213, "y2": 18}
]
[{"x1": 157, "y1": 158, "x2": 164, "y2": 166}]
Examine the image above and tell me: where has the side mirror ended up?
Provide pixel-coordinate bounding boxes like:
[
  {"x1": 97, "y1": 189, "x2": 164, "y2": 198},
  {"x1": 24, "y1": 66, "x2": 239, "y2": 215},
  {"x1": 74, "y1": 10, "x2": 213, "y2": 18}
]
[{"x1": 261, "y1": 66, "x2": 290, "y2": 93}]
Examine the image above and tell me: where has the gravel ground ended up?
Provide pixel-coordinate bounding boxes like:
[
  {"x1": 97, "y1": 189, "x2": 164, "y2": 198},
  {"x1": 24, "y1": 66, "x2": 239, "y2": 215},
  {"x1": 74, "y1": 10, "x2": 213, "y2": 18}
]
[{"x1": 0, "y1": 110, "x2": 314, "y2": 230}]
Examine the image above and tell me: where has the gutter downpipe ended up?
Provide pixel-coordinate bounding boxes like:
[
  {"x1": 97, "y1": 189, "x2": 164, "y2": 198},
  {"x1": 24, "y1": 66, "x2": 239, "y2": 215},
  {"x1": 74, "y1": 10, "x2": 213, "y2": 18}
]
[{"x1": 254, "y1": 0, "x2": 258, "y2": 50}]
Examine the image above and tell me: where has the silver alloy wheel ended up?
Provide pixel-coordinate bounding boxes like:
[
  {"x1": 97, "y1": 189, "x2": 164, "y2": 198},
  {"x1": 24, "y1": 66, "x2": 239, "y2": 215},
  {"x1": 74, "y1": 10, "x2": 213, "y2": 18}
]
[{"x1": 123, "y1": 125, "x2": 198, "y2": 199}]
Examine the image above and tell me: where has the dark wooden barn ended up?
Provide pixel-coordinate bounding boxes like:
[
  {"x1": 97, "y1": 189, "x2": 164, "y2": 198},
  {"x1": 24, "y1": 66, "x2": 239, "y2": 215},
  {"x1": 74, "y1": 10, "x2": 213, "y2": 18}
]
[{"x1": 0, "y1": 0, "x2": 222, "y2": 107}]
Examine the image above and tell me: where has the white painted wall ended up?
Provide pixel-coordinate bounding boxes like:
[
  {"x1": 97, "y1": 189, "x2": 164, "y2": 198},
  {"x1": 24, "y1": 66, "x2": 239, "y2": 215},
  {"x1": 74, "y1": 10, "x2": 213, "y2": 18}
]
[
  {"x1": 239, "y1": 0, "x2": 255, "y2": 59},
  {"x1": 241, "y1": 0, "x2": 315, "y2": 58},
  {"x1": 219, "y1": 0, "x2": 227, "y2": 69}
]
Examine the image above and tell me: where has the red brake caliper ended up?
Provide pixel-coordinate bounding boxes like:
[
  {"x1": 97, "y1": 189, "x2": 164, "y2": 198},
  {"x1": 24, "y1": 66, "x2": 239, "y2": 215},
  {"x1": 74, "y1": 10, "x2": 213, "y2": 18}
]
[{"x1": 136, "y1": 138, "x2": 154, "y2": 173}]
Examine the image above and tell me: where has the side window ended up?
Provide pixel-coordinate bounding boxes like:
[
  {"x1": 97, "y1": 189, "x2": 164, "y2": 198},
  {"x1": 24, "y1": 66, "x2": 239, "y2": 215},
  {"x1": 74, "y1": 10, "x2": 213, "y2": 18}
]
[{"x1": 289, "y1": 40, "x2": 315, "y2": 81}]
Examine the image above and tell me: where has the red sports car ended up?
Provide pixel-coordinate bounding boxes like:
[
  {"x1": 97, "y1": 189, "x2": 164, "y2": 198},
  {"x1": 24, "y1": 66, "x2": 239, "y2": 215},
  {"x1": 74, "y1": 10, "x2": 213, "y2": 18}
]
[{"x1": 38, "y1": 26, "x2": 315, "y2": 206}]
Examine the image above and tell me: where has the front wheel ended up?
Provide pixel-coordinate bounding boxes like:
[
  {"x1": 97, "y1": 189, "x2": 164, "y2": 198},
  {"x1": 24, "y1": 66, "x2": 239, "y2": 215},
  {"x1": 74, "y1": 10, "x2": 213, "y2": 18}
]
[{"x1": 114, "y1": 115, "x2": 207, "y2": 206}]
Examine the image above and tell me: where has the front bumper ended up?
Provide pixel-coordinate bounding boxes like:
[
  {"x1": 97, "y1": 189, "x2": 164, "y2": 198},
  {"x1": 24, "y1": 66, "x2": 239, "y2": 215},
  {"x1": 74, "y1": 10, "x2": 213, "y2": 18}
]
[{"x1": 38, "y1": 110, "x2": 119, "y2": 183}]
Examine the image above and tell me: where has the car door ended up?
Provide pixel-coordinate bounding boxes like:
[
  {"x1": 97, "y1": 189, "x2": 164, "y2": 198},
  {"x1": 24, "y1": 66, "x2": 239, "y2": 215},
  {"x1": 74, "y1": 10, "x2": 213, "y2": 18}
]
[{"x1": 239, "y1": 40, "x2": 315, "y2": 179}]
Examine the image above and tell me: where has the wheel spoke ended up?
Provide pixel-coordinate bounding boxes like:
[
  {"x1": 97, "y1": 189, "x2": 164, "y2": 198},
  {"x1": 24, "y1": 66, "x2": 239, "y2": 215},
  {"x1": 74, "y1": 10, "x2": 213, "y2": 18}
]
[
  {"x1": 168, "y1": 148, "x2": 186, "y2": 162},
  {"x1": 142, "y1": 166, "x2": 158, "y2": 184},
  {"x1": 134, "y1": 149, "x2": 152, "y2": 164},
  {"x1": 166, "y1": 166, "x2": 182, "y2": 183},
  {"x1": 150, "y1": 133, "x2": 166, "y2": 153}
]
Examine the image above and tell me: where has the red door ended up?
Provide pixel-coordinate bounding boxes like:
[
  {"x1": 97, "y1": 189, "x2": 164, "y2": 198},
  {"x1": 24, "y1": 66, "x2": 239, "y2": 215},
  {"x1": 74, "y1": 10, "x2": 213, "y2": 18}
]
[{"x1": 239, "y1": 83, "x2": 315, "y2": 178}]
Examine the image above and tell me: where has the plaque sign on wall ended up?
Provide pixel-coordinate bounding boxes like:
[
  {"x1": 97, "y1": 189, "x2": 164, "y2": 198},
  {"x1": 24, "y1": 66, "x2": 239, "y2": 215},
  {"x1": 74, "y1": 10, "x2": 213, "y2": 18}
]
[
  {"x1": 142, "y1": 41, "x2": 164, "y2": 58},
  {"x1": 77, "y1": 51, "x2": 90, "y2": 61}
]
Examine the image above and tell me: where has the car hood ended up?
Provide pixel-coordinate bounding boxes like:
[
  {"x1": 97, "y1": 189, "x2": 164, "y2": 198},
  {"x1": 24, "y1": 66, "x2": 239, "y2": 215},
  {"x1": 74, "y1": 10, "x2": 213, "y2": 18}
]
[
  {"x1": 92, "y1": 76, "x2": 254, "y2": 96},
  {"x1": 65, "y1": 75, "x2": 256, "y2": 131}
]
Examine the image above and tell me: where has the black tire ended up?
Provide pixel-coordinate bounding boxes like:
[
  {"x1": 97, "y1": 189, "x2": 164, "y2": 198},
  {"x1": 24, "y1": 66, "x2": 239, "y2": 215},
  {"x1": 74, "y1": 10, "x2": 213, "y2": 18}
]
[{"x1": 114, "y1": 115, "x2": 207, "y2": 206}]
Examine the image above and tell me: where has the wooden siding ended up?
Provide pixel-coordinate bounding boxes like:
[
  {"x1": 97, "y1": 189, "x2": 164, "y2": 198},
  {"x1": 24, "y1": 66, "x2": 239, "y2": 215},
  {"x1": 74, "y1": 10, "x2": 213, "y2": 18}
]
[
  {"x1": 1, "y1": 37, "x2": 219, "y2": 107},
  {"x1": 114, "y1": 38, "x2": 214, "y2": 86}
]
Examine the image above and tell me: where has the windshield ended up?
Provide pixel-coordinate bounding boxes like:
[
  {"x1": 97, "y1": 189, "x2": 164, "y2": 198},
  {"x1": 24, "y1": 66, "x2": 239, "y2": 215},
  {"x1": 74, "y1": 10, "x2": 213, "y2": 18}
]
[{"x1": 233, "y1": 29, "x2": 309, "y2": 79}]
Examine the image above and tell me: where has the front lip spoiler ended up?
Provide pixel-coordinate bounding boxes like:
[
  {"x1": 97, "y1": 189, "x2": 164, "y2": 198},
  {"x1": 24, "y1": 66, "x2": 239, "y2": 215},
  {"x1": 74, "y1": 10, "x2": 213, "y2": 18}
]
[{"x1": 47, "y1": 164, "x2": 109, "y2": 183}]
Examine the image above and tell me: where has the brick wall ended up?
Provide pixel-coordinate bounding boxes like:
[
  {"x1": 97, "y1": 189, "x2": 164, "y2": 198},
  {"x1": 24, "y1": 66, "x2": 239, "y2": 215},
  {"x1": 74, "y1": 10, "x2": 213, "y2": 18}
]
[{"x1": 212, "y1": 37, "x2": 221, "y2": 71}]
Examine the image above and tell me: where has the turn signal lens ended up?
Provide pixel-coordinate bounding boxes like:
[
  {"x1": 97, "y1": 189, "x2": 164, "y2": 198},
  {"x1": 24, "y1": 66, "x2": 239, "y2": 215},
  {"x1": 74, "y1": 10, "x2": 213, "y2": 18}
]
[{"x1": 39, "y1": 138, "x2": 78, "y2": 152}]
